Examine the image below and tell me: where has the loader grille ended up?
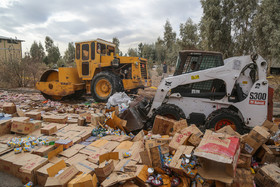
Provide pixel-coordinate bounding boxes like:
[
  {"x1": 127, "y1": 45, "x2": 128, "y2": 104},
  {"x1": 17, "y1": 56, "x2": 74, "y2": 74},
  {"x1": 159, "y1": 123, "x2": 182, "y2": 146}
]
[{"x1": 140, "y1": 63, "x2": 147, "y2": 79}]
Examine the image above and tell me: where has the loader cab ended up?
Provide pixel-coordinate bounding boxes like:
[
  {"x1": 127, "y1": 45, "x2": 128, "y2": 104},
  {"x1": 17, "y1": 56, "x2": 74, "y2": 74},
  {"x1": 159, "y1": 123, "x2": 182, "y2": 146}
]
[
  {"x1": 75, "y1": 39, "x2": 116, "y2": 79},
  {"x1": 172, "y1": 51, "x2": 226, "y2": 99}
]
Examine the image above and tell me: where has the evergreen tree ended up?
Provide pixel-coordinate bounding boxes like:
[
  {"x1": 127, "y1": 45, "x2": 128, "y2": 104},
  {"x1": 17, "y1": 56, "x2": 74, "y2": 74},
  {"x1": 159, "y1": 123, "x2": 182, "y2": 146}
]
[
  {"x1": 254, "y1": 0, "x2": 280, "y2": 63},
  {"x1": 30, "y1": 41, "x2": 45, "y2": 62},
  {"x1": 44, "y1": 36, "x2": 61, "y2": 64},
  {"x1": 112, "y1": 37, "x2": 121, "y2": 55},
  {"x1": 163, "y1": 20, "x2": 176, "y2": 47},
  {"x1": 179, "y1": 18, "x2": 199, "y2": 49},
  {"x1": 64, "y1": 42, "x2": 75, "y2": 64}
]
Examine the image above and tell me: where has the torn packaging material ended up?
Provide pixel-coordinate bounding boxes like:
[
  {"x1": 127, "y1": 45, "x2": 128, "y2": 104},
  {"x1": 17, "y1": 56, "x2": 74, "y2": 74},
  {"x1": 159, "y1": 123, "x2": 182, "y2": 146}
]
[
  {"x1": 68, "y1": 173, "x2": 98, "y2": 187},
  {"x1": 257, "y1": 144, "x2": 280, "y2": 164},
  {"x1": 232, "y1": 168, "x2": 255, "y2": 187},
  {"x1": 241, "y1": 126, "x2": 270, "y2": 155},
  {"x1": 45, "y1": 163, "x2": 79, "y2": 187},
  {"x1": 254, "y1": 164, "x2": 280, "y2": 187},
  {"x1": 60, "y1": 144, "x2": 85, "y2": 158},
  {"x1": 36, "y1": 163, "x2": 54, "y2": 186},
  {"x1": 169, "y1": 132, "x2": 191, "y2": 150},
  {"x1": 74, "y1": 159, "x2": 98, "y2": 175},
  {"x1": 152, "y1": 115, "x2": 176, "y2": 135},
  {"x1": 169, "y1": 145, "x2": 194, "y2": 175},
  {"x1": 194, "y1": 130, "x2": 240, "y2": 184}
]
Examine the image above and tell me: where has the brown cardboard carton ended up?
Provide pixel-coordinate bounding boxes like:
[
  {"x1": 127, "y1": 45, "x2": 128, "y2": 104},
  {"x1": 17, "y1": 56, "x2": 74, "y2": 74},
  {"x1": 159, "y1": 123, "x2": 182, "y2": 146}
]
[
  {"x1": 262, "y1": 120, "x2": 279, "y2": 135},
  {"x1": 60, "y1": 144, "x2": 85, "y2": 158},
  {"x1": 11, "y1": 120, "x2": 41, "y2": 134},
  {"x1": 152, "y1": 115, "x2": 176, "y2": 135},
  {"x1": 237, "y1": 153, "x2": 252, "y2": 168},
  {"x1": 114, "y1": 159, "x2": 138, "y2": 172},
  {"x1": 194, "y1": 130, "x2": 240, "y2": 184},
  {"x1": 41, "y1": 124, "x2": 58, "y2": 135},
  {"x1": 169, "y1": 145, "x2": 194, "y2": 175},
  {"x1": 254, "y1": 164, "x2": 280, "y2": 187},
  {"x1": 169, "y1": 133, "x2": 191, "y2": 150},
  {"x1": 129, "y1": 141, "x2": 145, "y2": 162},
  {"x1": 102, "y1": 135, "x2": 130, "y2": 142},
  {"x1": 132, "y1": 130, "x2": 145, "y2": 142},
  {"x1": 43, "y1": 115, "x2": 68, "y2": 124},
  {"x1": 65, "y1": 153, "x2": 88, "y2": 165},
  {"x1": 232, "y1": 168, "x2": 255, "y2": 187},
  {"x1": 68, "y1": 173, "x2": 97, "y2": 187},
  {"x1": 80, "y1": 145, "x2": 108, "y2": 157},
  {"x1": 25, "y1": 111, "x2": 41, "y2": 120},
  {"x1": 45, "y1": 160, "x2": 79, "y2": 187},
  {"x1": 257, "y1": 144, "x2": 280, "y2": 164},
  {"x1": 74, "y1": 159, "x2": 98, "y2": 175},
  {"x1": 19, "y1": 156, "x2": 48, "y2": 184},
  {"x1": 2, "y1": 102, "x2": 16, "y2": 114},
  {"x1": 241, "y1": 126, "x2": 270, "y2": 155},
  {"x1": 33, "y1": 145, "x2": 56, "y2": 157},
  {"x1": 0, "y1": 119, "x2": 11, "y2": 135},
  {"x1": 216, "y1": 125, "x2": 241, "y2": 138},
  {"x1": 95, "y1": 152, "x2": 119, "y2": 181},
  {"x1": 48, "y1": 145, "x2": 64, "y2": 160},
  {"x1": 78, "y1": 116, "x2": 86, "y2": 126},
  {"x1": 181, "y1": 124, "x2": 203, "y2": 146},
  {"x1": 36, "y1": 163, "x2": 54, "y2": 186}
]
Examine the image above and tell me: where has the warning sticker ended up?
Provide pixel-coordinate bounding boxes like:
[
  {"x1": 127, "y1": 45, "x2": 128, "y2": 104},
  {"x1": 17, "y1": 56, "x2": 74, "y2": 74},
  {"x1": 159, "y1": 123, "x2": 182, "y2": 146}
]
[
  {"x1": 249, "y1": 100, "x2": 265, "y2": 105},
  {"x1": 191, "y1": 75, "x2": 199, "y2": 80}
]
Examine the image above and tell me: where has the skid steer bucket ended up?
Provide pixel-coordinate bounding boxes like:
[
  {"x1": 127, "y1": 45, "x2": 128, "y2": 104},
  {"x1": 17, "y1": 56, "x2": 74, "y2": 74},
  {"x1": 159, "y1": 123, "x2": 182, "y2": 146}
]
[{"x1": 119, "y1": 97, "x2": 151, "y2": 132}]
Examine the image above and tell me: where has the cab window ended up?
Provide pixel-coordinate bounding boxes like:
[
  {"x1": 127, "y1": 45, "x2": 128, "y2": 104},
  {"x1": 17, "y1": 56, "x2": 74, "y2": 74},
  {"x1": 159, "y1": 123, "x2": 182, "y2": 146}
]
[
  {"x1": 91, "y1": 42, "x2": 95, "y2": 60},
  {"x1": 76, "y1": 44, "x2": 80, "y2": 59},
  {"x1": 107, "y1": 45, "x2": 115, "y2": 55},
  {"x1": 97, "y1": 43, "x2": 106, "y2": 55},
  {"x1": 82, "y1": 44, "x2": 89, "y2": 60}
]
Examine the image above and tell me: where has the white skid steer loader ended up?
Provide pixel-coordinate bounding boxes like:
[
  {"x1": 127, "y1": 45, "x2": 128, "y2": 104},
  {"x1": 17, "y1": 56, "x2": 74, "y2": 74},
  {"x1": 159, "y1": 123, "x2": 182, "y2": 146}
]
[{"x1": 122, "y1": 50, "x2": 273, "y2": 134}]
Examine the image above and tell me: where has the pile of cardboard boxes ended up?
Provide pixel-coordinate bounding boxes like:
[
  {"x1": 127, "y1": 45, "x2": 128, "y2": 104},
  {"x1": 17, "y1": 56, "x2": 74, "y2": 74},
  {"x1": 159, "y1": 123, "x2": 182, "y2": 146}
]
[{"x1": 0, "y1": 97, "x2": 280, "y2": 187}]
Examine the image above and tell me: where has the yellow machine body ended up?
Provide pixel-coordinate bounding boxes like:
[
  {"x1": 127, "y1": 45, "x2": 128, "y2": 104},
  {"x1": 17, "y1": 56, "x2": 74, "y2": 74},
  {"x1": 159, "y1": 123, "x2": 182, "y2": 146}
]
[{"x1": 36, "y1": 38, "x2": 151, "y2": 101}]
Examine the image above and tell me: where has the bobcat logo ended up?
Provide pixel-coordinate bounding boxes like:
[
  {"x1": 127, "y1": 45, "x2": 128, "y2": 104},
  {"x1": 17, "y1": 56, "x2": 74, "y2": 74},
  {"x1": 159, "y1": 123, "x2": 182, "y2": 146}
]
[{"x1": 165, "y1": 81, "x2": 172, "y2": 86}]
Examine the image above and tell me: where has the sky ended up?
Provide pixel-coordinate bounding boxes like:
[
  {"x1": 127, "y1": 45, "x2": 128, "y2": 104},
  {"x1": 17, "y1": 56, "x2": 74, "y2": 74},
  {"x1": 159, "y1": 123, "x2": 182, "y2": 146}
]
[{"x1": 0, "y1": 0, "x2": 203, "y2": 56}]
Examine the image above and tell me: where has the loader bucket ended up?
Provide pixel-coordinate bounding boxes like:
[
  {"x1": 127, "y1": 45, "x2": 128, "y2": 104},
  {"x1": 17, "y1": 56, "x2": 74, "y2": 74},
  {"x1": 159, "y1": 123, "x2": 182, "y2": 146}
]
[{"x1": 119, "y1": 97, "x2": 151, "y2": 132}]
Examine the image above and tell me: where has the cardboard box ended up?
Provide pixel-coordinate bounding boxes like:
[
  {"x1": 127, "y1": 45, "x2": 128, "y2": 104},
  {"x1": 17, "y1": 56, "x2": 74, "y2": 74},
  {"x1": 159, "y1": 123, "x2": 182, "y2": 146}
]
[
  {"x1": 60, "y1": 144, "x2": 85, "y2": 158},
  {"x1": 19, "y1": 156, "x2": 48, "y2": 184},
  {"x1": 74, "y1": 160, "x2": 98, "y2": 175},
  {"x1": 152, "y1": 115, "x2": 176, "y2": 135},
  {"x1": 257, "y1": 144, "x2": 280, "y2": 164},
  {"x1": 25, "y1": 111, "x2": 41, "y2": 120},
  {"x1": 241, "y1": 126, "x2": 270, "y2": 155},
  {"x1": 86, "y1": 147, "x2": 109, "y2": 164},
  {"x1": 169, "y1": 133, "x2": 191, "y2": 150},
  {"x1": 114, "y1": 159, "x2": 137, "y2": 172},
  {"x1": 232, "y1": 168, "x2": 255, "y2": 187},
  {"x1": 65, "y1": 153, "x2": 88, "y2": 166},
  {"x1": 254, "y1": 164, "x2": 280, "y2": 187},
  {"x1": 45, "y1": 160, "x2": 79, "y2": 187},
  {"x1": 36, "y1": 163, "x2": 54, "y2": 186},
  {"x1": 169, "y1": 145, "x2": 194, "y2": 175},
  {"x1": 129, "y1": 141, "x2": 145, "y2": 162},
  {"x1": 2, "y1": 103, "x2": 16, "y2": 114},
  {"x1": 194, "y1": 130, "x2": 240, "y2": 184},
  {"x1": 11, "y1": 120, "x2": 41, "y2": 134},
  {"x1": 68, "y1": 173, "x2": 97, "y2": 187},
  {"x1": 41, "y1": 124, "x2": 58, "y2": 135},
  {"x1": 33, "y1": 145, "x2": 56, "y2": 157},
  {"x1": 262, "y1": 120, "x2": 279, "y2": 135},
  {"x1": 181, "y1": 124, "x2": 203, "y2": 146},
  {"x1": 55, "y1": 139, "x2": 73, "y2": 149},
  {"x1": 78, "y1": 116, "x2": 86, "y2": 126},
  {"x1": 0, "y1": 119, "x2": 11, "y2": 135},
  {"x1": 237, "y1": 153, "x2": 252, "y2": 168},
  {"x1": 95, "y1": 152, "x2": 119, "y2": 181},
  {"x1": 43, "y1": 115, "x2": 68, "y2": 124},
  {"x1": 216, "y1": 125, "x2": 241, "y2": 138}
]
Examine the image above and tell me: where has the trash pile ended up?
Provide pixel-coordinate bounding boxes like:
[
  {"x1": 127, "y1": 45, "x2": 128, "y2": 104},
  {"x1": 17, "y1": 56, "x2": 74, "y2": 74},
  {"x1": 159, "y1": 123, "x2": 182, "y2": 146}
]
[{"x1": 0, "y1": 91, "x2": 279, "y2": 187}]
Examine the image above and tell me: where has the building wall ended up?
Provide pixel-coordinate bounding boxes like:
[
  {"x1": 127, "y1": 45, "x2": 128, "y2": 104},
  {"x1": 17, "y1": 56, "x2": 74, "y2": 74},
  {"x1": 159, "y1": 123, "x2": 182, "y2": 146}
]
[{"x1": 0, "y1": 39, "x2": 22, "y2": 62}]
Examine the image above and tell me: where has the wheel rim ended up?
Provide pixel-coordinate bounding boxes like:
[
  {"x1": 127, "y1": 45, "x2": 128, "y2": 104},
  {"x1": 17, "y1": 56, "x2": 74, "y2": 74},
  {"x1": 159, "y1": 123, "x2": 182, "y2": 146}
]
[
  {"x1": 215, "y1": 119, "x2": 236, "y2": 131},
  {"x1": 95, "y1": 79, "x2": 112, "y2": 98}
]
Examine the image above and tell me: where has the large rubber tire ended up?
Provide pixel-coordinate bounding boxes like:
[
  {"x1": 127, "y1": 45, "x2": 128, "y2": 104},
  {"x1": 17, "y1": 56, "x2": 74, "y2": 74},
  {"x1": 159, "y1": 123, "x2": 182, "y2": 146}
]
[
  {"x1": 91, "y1": 71, "x2": 123, "y2": 102},
  {"x1": 205, "y1": 108, "x2": 244, "y2": 134},
  {"x1": 146, "y1": 104, "x2": 186, "y2": 130}
]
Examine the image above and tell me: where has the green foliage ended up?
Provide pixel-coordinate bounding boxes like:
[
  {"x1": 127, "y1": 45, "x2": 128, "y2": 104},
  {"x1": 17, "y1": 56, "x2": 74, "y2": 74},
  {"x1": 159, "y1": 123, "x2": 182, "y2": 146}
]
[
  {"x1": 163, "y1": 20, "x2": 176, "y2": 47},
  {"x1": 44, "y1": 36, "x2": 61, "y2": 64},
  {"x1": 254, "y1": 0, "x2": 280, "y2": 62},
  {"x1": 179, "y1": 18, "x2": 199, "y2": 49},
  {"x1": 112, "y1": 37, "x2": 121, "y2": 55},
  {"x1": 127, "y1": 48, "x2": 138, "y2": 57},
  {"x1": 30, "y1": 41, "x2": 45, "y2": 62},
  {"x1": 64, "y1": 42, "x2": 75, "y2": 64}
]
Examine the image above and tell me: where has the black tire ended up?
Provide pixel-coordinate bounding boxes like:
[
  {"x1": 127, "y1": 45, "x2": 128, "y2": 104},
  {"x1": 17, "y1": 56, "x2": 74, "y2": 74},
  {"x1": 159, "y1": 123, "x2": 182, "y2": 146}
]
[
  {"x1": 146, "y1": 104, "x2": 186, "y2": 130},
  {"x1": 205, "y1": 108, "x2": 244, "y2": 134},
  {"x1": 91, "y1": 71, "x2": 123, "y2": 102}
]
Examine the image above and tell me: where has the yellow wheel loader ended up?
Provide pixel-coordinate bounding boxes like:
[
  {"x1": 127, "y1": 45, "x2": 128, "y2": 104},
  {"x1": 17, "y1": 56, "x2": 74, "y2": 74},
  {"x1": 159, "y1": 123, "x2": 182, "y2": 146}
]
[{"x1": 36, "y1": 39, "x2": 152, "y2": 102}]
